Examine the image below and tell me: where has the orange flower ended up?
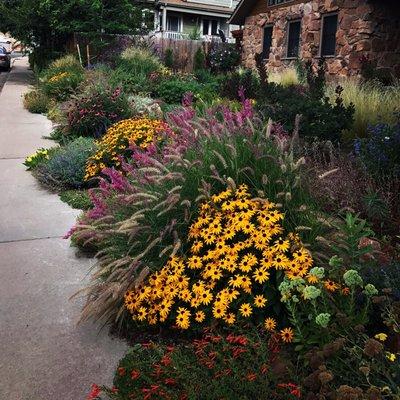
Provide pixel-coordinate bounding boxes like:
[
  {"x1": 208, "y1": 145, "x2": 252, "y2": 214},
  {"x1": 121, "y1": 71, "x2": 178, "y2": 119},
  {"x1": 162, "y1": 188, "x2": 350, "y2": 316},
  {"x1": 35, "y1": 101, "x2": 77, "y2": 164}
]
[
  {"x1": 131, "y1": 369, "x2": 140, "y2": 380},
  {"x1": 280, "y1": 327, "x2": 294, "y2": 343},
  {"x1": 324, "y1": 280, "x2": 339, "y2": 292},
  {"x1": 246, "y1": 372, "x2": 257, "y2": 381},
  {"x1": 341, "y1": 287, "x2": 350, "y2": 295}
]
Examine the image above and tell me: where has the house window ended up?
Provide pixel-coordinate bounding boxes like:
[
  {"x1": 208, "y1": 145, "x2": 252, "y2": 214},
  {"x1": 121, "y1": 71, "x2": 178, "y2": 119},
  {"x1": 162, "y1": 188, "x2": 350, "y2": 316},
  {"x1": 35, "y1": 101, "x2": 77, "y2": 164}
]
[
  {"x1": 287, "y1": 20, "x2": 301, "y2": 58},
  {"x1": 262, "y1": 25, "x2": 273, "y2": 60},
  {"x1": 321, "y1": 14, "x2": 338, "y2": 56},
  {"x1": 203, "y1": 19, "x2": 219, "y2": 36},
  {"x1": 268, "y1": 0, "x2": 293, "y2": 6},
  {"x1": 167, "y1": 15, "x2": 181, "y2": 32}
]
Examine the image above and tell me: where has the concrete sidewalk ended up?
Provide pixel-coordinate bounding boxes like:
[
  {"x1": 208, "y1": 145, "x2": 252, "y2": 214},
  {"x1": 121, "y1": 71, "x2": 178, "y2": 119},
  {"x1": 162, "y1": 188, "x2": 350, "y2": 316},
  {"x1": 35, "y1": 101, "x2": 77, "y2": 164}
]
[{"x1": 0, "y1": 58, "x2": 126, "y2": 400}]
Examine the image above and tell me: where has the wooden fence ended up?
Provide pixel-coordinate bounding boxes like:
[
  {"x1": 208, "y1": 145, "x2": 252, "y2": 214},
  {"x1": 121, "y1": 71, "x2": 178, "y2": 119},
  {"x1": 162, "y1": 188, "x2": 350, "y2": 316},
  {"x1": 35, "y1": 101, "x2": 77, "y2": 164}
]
[{"x1": 69, "y1": 33, "x2": 232, "y2": 72}]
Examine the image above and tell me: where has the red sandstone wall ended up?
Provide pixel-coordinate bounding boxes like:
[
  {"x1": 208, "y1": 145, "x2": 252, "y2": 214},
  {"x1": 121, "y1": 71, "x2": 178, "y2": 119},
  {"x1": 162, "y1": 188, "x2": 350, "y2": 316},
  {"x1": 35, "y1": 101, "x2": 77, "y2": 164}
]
[{"x1": 241, "y1": 0, "x2": 400, "y2": 78}]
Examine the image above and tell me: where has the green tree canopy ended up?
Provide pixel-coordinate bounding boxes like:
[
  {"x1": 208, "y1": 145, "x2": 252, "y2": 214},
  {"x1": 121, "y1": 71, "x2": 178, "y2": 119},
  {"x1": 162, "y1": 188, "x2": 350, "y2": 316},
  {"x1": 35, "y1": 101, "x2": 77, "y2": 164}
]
[{"x1": 0, "y1": 0, "x2": 152, "y2": 62}]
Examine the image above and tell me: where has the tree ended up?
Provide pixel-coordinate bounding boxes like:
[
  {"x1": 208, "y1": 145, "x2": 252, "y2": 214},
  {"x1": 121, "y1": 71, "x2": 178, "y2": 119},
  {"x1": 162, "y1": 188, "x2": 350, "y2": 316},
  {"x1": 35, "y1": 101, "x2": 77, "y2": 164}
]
[{"x1": 0, "y1": 0, "x2": 152, "y2": 66}]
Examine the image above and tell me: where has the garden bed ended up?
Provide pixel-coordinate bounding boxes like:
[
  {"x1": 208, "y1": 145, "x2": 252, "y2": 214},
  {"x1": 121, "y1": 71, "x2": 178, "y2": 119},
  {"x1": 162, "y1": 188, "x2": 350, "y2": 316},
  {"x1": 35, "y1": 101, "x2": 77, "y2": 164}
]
[{"x1": 23, "y1": 46, "x2": 400, "y2": 400}]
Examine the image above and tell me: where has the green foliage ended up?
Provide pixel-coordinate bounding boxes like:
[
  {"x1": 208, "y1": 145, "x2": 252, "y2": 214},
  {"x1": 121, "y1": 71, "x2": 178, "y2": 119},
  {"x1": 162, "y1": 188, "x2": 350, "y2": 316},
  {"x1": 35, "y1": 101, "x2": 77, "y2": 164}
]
[
  {"x1": 188, "y1": 25, "x2": 201, "y2": 40},
  {"x1": 23, "y1": 89, "x2": 50, "y2": 114},
  {"x1": 110, "y1": 47, "x2": 162, "y2": 94},
  {"x1": 219, "y1": 69, "x2": 260, "y2": 100},
  {"x1": 193, "y1": 47, "x2": 205, "y2": 71},
  {"x1": 35, "y1": 137, "x2": 96, "y2": 189},
  {"x1": 0, "y1": 0, "x2": 151, "y2": 69},
  {"x1": 66, "y1": 84, "x2": 132, "y2": 137},
  {"x1": 208, "y1": 44, "x2": 240, "y2": 73},
  {"x1": 293, "y1": 59, "x2": 307, "y2": 85},
  {"x1": 156, "y1": 78, "x2": 202, "y2": 104},
  {"x1": 24, "y1": 148, "x2": 50, "y2": 170},
  {"x1": 59, "y1": 190, "x2": 92, "y2": 210},
  {"x1": 100, "y1": 332, "x2": 289, "y2": 400},
  {"x1": 164, "y1": 48, "x2": 174, "y2": 69}
]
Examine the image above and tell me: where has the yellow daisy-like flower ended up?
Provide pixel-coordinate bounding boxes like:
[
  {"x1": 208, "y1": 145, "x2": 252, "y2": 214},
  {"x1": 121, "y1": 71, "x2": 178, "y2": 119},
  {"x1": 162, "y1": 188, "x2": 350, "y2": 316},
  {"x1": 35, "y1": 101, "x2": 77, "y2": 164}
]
[
  {"x1": 195, "y1": 310, "x2": 206, "y2": 323},
  {"x1": 273, "y1": 238, "x2": 290, "y2": 253},
  {"x1": 264, "y1": 317, "x2": 277, "y2": 331},
  {"x1": 239, "y1": 303, "x2": 253, "y2": 317},
  {"x1": 324, "y1": 280, "x2": 339, "y2": 292},
  {"x1": 375, "y1": 333, "x2": 388, "y2": 342},
  {"x1": 224, "y1": 312, "x2": 236, "y2": 325},
  {"x1": 254, "y1": 294, "x2": 267, "y2": 308},
  {"x1": 187, "y1": 255, "x2": 203, "y2": 270},
  {"x1": 253, "y1": 267, "x2": 270, "y2": 284},
  {"x1": 280, "y1": 327, "x2": 294, "y2": 343}
]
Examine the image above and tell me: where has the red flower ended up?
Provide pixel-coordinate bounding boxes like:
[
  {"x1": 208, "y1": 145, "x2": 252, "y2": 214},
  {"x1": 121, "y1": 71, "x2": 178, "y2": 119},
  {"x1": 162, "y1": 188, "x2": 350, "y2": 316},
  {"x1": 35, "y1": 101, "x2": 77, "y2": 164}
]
[
  {"x1": 87, "y1": 384, "x2": 101, "y2": 400},
  {"x1": 161, "y1": 355, "x2": 172, "y2": 366},
  {"x1": 164, "y1": 377, "x2": 177, "y2": 386},
  {"x1": 131, "y1": 369, "x2": 141, "y2": 380},
  {"x1": 246, "y1": 373, "x2": 257, "y2": 382},
  {"x1": 118, "y1": 367, "x2": 126, "y2": 376},
  {"x1": 111, "y1": 387, "x2": 119, "y2": 393}
]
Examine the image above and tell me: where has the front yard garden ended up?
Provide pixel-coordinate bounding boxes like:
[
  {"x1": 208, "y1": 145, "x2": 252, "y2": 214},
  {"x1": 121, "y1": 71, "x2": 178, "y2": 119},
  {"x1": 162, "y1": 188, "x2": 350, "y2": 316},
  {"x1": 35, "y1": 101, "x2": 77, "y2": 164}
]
[{"x1": 23, "y1": 44, "x2": 400, "y2": 399}]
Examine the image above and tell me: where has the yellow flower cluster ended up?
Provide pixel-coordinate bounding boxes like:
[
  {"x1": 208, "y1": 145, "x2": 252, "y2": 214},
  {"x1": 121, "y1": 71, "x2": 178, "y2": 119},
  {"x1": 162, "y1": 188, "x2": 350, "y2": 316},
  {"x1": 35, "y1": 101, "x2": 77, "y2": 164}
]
[
  {"x1": 125, "y1": 184, "x2": 313, "y2": 330},
  {"x1": 48, "y1": 71, "x2": 70, "y2": 83},
  {"x1": 85, "y1": 118, "x2": 167, "y2": 180}
]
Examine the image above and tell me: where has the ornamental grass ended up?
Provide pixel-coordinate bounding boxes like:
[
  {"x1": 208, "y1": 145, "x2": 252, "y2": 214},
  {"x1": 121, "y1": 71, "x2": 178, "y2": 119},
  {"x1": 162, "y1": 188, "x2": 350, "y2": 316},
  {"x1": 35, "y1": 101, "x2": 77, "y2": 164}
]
[
  {"x1": 124, "y1": 184, "x2": 312, "y2": 331},
  {"x1": 71, "y1": 100, "x2": 325, "y2": 326},
  {"x1": 85, "y1": 118, "x2": 171, "y2": 180}
]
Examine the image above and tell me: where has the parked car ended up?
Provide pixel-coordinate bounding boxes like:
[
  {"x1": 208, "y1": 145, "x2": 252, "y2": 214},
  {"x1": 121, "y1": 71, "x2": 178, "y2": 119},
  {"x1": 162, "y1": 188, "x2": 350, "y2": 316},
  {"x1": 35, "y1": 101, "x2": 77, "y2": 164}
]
[{"x1": 0, "y1": 46, "x2": 11, "y2": 70}]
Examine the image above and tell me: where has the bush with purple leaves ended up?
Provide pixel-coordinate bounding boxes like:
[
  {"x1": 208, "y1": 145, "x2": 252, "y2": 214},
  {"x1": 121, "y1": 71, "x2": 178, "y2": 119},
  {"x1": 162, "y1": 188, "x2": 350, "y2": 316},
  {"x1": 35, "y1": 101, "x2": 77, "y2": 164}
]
[{"x1": 355, "y1": 116, "x2": 400, "y2": 177}]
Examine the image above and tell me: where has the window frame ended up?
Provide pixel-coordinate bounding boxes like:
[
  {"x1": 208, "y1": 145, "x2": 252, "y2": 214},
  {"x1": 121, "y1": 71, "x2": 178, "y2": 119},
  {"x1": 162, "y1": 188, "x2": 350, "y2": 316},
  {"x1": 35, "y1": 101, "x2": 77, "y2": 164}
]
[
  {"x1": 286, "y1": 19, "x2": 302, "y2": 59},
  {"x1": 262, "y1": 24, "x2": 274, "y2": 60},
  {"x1": 202, "y1": 18, "x2": 220, "y2": 37},
  {"x1": 167, "y1": 14, "x2": 182, "y2": 33},
  {"x1": 319, "y1": 12, "x2": 339, "y2": 58}
]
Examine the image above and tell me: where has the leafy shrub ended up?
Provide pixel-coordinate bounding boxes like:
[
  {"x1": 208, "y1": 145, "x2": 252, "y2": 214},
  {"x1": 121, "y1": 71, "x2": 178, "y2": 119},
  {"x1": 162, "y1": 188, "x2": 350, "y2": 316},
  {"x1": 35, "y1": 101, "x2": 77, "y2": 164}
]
[
  {"x1": 59, "y1": 190, "x2": 92, "y2": 210},
  {"x1": 193, "y1": 47, "x2": 205, "y2": 71},
  {"x1": 208, "y1": 44, "x2": 240, "y2": 73},
  {"x1": 66, "y1": 86, "x2": 132, "y2": 138},
  {"x1": 257, "y1": 84, "x2": 354, "y2": 142},
  {"x1": 155, "y1": 78, "x2": 202, "y2": 104},
  {"x1": 24, "y1": 148, "x2": 50, "y2": 170},
  {"x1": 110, "y1": 47, "x2": 162, "y2": 94},
  {"x1": 219, "y1": 69, "x2": 260, "y2": 100},
  {"x1": 23, "y1": 89, "x2": 50, "y2": 114},
  {"x1": 355, "y1": 118, "x2": 400, "y2": 178},
  {"x1": 85, "y1": 118, "x2": 171, "y2": 180},
  {"x1": 40, "y1": 55, "x2": 84, "y2": 101},
  {"x1": 360, "y1": 54, "x2": 394, "y2": 86},
  {"x1": 98, "y1": 331, "x2": 295, "y2": 400},
  {"x1": 35, "y1": 137, "x2": 96, "y2": 189}
]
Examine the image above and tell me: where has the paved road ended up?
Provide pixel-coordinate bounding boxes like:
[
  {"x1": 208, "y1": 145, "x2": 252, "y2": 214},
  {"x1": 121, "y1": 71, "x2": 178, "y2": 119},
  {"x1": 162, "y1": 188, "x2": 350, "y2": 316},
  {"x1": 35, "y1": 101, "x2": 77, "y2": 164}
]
[{"x1": 0, "y1": 58, "x2": 126, "y2": 399}]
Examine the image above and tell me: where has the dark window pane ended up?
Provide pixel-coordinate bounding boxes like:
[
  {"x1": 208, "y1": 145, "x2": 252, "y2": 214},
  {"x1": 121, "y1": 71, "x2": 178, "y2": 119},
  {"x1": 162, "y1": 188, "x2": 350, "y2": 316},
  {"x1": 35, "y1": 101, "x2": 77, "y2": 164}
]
[
  {"x1": 262, "y1": 26, "x2": 273, "y2": 59},
  {"x1": 321, "y1": 14, "x2": 338, "y2": 56},
  {"x1": 287, "y1": 20, "x2": 301, "y2": 58},
  {"x1": 167, "y1": 16, "x2": 180, "y2": 32},
  {"x1": 211, "y1": 20, "x2": 218, "y2": 36},
  {"x1": 203, "y1": 19, "x2": 209, "y2": 35}
]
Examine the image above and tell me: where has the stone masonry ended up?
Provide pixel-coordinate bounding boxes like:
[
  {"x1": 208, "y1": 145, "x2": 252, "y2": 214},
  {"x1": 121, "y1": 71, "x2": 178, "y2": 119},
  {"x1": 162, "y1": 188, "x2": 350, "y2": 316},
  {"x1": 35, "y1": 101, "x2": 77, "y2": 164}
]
[{"x1": 241, "y1": 0, "x2": 400, "y2": 78}]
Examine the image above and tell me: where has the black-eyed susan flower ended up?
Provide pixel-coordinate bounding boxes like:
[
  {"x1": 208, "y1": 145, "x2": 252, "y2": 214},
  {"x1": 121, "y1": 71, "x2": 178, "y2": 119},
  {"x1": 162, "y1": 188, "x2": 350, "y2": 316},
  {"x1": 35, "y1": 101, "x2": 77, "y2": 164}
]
[
  {"x1": 253, "y1": 267, "x2": 270, "y2": 284},
  {"x1": 280, "y1": 327, "x2": 294, "y2": 343},
  {"x1": 254, "y1": 294, "x2": 267, "y2": 308},
  {"x1": 224, "y1": 312, "x2": 236, "y2": 325},
  {"x1": 239, "y1": 303, "x2": 253, "y2": 317},
  {"x1": 324, "y1": 280, "x2": 339, "y2": 292},
  {"x1": 195, "y1": 310, "x2": 206, "y2": 323},
  {"x1": 264, "y1": 317, "x2": 277, "y2": 331}
]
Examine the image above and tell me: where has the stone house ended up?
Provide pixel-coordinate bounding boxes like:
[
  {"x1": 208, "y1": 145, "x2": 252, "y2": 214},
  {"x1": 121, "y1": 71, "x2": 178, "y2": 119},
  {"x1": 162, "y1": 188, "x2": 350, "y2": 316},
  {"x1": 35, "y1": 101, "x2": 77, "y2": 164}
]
[{"x1": 229, "y1": 0, "x2": 400, "y2": 77}]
